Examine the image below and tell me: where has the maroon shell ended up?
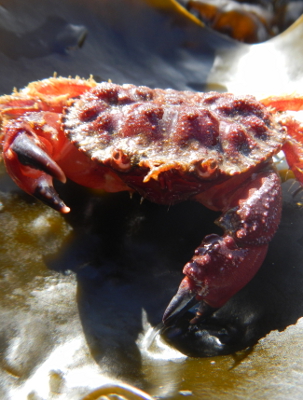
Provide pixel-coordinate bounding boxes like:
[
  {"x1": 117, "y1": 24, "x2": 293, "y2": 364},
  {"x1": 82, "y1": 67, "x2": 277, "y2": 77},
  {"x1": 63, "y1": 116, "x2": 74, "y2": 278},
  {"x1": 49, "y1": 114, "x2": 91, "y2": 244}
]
[{"x1": 62, "y1": 82, "x2": 285, "y2": 178}]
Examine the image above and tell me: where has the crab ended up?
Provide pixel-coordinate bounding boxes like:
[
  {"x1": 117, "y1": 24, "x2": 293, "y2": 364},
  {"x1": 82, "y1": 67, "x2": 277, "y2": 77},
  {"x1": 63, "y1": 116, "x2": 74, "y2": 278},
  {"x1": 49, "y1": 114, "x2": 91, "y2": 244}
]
[{"x1": 1, "y1": 77, "x2": 303, "y2": 328}]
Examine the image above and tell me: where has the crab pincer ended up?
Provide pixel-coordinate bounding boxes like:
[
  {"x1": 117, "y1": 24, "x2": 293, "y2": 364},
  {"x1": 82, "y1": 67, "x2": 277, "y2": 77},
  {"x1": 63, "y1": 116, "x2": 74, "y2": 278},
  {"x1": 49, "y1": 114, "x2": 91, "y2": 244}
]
[
  {"x1": 2, "y1": 113, "x2": 71, "y2": 213},
  {"x1": 0, "y1": 77, "x2": 97, "y2": 213},
  {"x1": 163, "y1": 166, "x2": 281, "y2": 325},
  {"x1": 5, "y1": 126, "x2": 70, "y2": 212}
]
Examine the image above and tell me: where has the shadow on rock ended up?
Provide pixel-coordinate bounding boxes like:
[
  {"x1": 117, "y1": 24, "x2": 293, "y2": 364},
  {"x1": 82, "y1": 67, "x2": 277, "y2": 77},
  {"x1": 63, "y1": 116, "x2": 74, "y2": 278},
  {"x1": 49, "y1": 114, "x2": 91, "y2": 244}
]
[{"x1": 47, "y1": 178, "x2": 303, "y2": 369}]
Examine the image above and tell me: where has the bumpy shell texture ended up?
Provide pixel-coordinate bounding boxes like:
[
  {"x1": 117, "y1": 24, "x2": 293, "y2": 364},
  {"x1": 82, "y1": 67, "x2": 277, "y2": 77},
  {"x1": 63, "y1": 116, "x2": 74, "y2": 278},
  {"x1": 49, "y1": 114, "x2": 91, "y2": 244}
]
[{"x1": 63, "y1": 82, "x2": 286, "y2": 180}]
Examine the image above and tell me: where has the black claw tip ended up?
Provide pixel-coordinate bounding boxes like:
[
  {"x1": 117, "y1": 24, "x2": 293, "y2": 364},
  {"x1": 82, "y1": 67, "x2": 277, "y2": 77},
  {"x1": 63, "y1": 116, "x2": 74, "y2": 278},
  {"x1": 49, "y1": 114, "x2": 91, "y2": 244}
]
[
  {"x1": 162, "y1": 277, "x2": 218, "y2": 327},
  {"x1": 12, "y1": 133, "x2": 66, "y2": 183},
  {"x1": 34, "y1": 180, "x2": 70, "y2": 213},
  {"x1": 162, "y1": 285, "x2": 198, "y2": 327}
]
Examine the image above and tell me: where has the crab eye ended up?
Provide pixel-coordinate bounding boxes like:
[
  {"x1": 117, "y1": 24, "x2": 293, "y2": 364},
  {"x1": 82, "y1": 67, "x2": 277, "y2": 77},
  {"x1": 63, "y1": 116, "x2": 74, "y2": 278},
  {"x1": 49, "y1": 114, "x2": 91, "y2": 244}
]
[
  {"x1": 195, "y1": 158, "x2": 218, "y2": 179},
  {"x1": 111, "y1": 149, "x2": 131, "y2": 171}
]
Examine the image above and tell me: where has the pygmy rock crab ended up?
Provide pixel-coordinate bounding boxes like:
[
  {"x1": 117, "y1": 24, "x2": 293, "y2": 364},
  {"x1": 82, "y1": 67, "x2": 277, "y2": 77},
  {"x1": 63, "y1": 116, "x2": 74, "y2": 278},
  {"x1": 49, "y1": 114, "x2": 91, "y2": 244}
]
[{"x1": 1, "y1": 77, "x2": 303, "y2": 327}]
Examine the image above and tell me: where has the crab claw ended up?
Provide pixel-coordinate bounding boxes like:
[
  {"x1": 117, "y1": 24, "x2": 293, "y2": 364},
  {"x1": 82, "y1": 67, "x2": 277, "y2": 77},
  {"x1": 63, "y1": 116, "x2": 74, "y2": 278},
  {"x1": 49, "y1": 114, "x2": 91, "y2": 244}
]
[
  {"x1": 163, "y1": 233, "x2": 269, "y2": 327},
  {"x1": 162, "y1": 276, "x2": 217, "y2": 326},
  {"x1": 12, "y1": 133, "x2": 66, "y2": 184},
  {"x1": 162, "y1": 167, "x2": 283, "y2": 327},
  {"x1": 4, "y1": 131, "x2": 70, "y2": 213}
]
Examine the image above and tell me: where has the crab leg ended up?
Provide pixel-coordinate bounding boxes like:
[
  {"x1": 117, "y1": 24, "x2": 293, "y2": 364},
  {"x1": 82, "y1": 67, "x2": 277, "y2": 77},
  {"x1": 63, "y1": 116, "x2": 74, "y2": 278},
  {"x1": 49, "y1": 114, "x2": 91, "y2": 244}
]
[
  {"x1": 259, "y1": 95, "x2": 303, "y2": 185},
  {"x1": 163, "y1": 166, "x2": 282, "y2": 325},
  {"x1": 279, "y1": 118, "x2": 303, "y2": 185},
  {"x1": 260, "y1": 94, "x2": 303, "y2": 112}
]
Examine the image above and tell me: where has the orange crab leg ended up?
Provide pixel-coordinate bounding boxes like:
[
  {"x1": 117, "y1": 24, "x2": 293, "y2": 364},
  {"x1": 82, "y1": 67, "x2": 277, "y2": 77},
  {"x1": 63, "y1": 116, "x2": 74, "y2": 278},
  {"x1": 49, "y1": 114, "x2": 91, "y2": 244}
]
[
  {"x1": 281, "y1": 119, "x2": 303, "y2": 184},
  {"x1": 260, "y1": 95, "x2": 303, "y2": 185},
  {"x1": 260, "y1": 94, "x2": 303, "y2": 112}
]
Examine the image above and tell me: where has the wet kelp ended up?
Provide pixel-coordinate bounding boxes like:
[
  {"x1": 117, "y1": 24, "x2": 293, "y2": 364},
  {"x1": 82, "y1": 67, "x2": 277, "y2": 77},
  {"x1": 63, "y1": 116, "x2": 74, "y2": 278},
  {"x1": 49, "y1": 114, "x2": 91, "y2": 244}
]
[{"x1": 1, "y1": 0, "x2": 303, "y2": 399}]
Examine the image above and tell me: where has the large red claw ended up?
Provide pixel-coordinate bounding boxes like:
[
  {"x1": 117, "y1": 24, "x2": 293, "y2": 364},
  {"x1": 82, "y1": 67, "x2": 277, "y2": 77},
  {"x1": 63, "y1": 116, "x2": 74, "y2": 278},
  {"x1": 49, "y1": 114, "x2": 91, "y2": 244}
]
[
  {"x1": 162, "y1": 235, "x2": 268, "y2": 326},
  {"x1": 4, "y1": 132, "x2": 70, "y2": 213},
  {"x1": 162, "y1": 167, "x2": 282, "y2": 326}
]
